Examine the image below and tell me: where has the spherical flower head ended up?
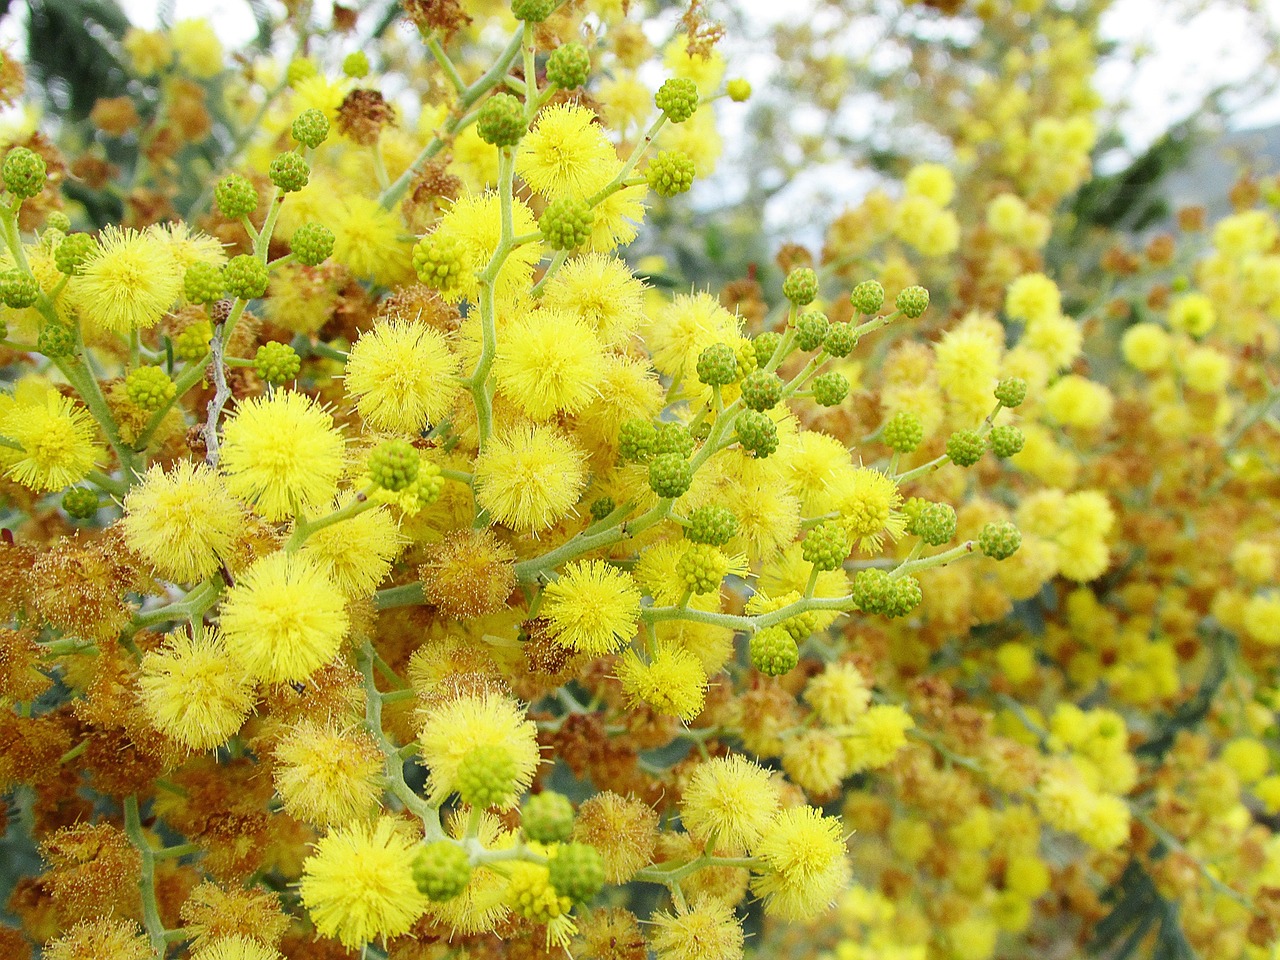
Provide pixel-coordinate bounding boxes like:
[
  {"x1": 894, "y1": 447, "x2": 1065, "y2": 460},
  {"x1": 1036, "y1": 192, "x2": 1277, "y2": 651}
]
[
  {"x1": 67, "y1": 225, "x2": 183, "y2": 334},
  {"x1": 345, "y1": 319, "x2": 460, "y2": 433},
  {"x1": 190, "y1": 935, "x2": 282, "y2": 960},
  {"x1": 802, "y1": 520, "x2": 849, "y2": 572},
  {"x1": 1005, "y1": 272, "x2": 1061, "y2": 324},
  {"x1": 62, "y1": 486, "x2": 99, "y2": 520},
  {"x1": 547, "y1": 41, "x2": 591, "y2": 88},
  {"x1": 882, "y1": 410, "x2": 923, "y2": 453},
  {"x1": 540, "y1": 252, "x2": 647, "y2": 347},
  {"x1": 55, "y1": 232, "x2": 97, "y2": 275},
  {"x1": 331, "y1": 194, "x2": 414, "y2": 287},
  {"x1": 523, "y1": 791, "x2": 575, "y2": 844},
  {"x1": 172, "y1": 18, "x2": 223, "y2": 77},
  {"x1": 516, "y1": 103, "x2": 616, "y2": 201},
  {"x1": 988, "y1": 423, "x2": 1025, "y2": 458},
  {"x1": 45, "y1": 917, "x2": 152, "y2": 960},
  {"x1": 292, "y1": 108, "x2": 331, "y2": 148},
  {"x1": 741, "y1": 369, "x2": 784, "y2": 411},
  {"x1": 298, "y1": 497, "x2": 401, "y2": 599},
  {"x1": 184, "y1": 261, "x2": 225, "y2": 304},
  {"x1": 750, "y1": 806, "x2": 850, "y2": 921},
  {"x1": 300, "y1": 816, "x2": 428, "y2": 948},
  {"x1": 573, "y1": 792, "x2": 659, "y2": 884},
  {"x1": 0, "y1": 389, "x2": 101, "y2": 491},
  {"x1": 124, "y1": 365, "x2": 177, "y2": 410},
  {"x1": 994, "y1": 375, "x2": 1028, "y2": 407},
  {"x1": 494, "y1": 309, "x2": 605, "y2": 419},
  {"x1": 224, "y1": 254, "x2": 269, "y2": 300},
  {"x1": 727, "y1": 78, "x2": 752, "y2": 102},
  {"x1": 1244, "y1": 593, "x2": 1280, "y2": 646},
  {"x1": 540, "y1": 195, "x2": 595, "y2": 251},
  {"x1": 804, "y1": 662, "x2": 871, "y2": 726},
  {"x1": 3, "y1": 146, "x2": 46, "y2": 199},
  {"x1": 650, "y1": 896, "x2": 744, "y2": 960},
  {"x1": 418, "y1": 691, "x2": 540, "y2": 807},
  {"x1": 647, "y1": 150, "x2": 696, "y2": 198},
  {"x1": 273, "y1": 720, "x2": 383, "y2": 826},
  {"x1": 617, "y1": 642, "x2": 707, "y2": 721},
  {"x1": 290, "y1": 222, "x2": 335, "y2": 266},
  {"x1": 782, "y1": 729, "x2": 846, "y2": 796},
  {"x1": 783, "y1": 267, "x2": 819, "y2": 307},
  {"x1": 473, "y1": 423, "x2": 587, "y2": 533},
  {"x1": 506, "y1": 859, "x2": 573, "y2": 925},
  {"x1": 749, "y1": 625, "x2": 798, "y2": 676},
  {"x1": 456, "y1": 744, "x2": 520, "y2": 808},
  {"x1": 253, "y1": 341, "x2": 301, "y2": 387},
  {"x1": 0, "y1": 269, "x2": 38, "y2": 308},
  {"x1": 542, "y1": 559, "x2": 641, "y2": 656},
  {"x1": 139, "y1": 628, "x2": 254, "y2": 751},
  {"x1": 547, "y1": 841, "x2": 605, "y2": 904},
  {"x1": 843, "y1": 704, "x2": 914, "y2": 772},
  {"x1": 895, "y1": 285, "x2": 929, "y2": 318},
  {"x1": 219, "y1": 391, "x2": 345, "y2": 521},
  {"x1": 655, "y1": 77, "x2": 699, "y2": 123},
  {"x1": 432, "y1": 191, "x2": 543, "y2": 303},
  {"x1": 219, "y1": 551, "x2": 349, "y2": 683},
  {"x1": 122, "y1": 461, "x2": 245, "y2": 583},
  {"x1": 477, "y1": 92, "x2": 526, "y2": 147},
  {"x1": 413, "y1": 841, "x2": 473, "y2": 902},
  {"x1": 835, "y1": 467, "x2": 905, "y2": 553},
  {"x1": 418, "y1": 528, "x2": 517, "y2": 621},
  {"x1": 680, "y1": 754, "x2": 781, "y2": 853},
  {"x1": 1168, "y1": 291, "x2": 1215, "y2": 337}
]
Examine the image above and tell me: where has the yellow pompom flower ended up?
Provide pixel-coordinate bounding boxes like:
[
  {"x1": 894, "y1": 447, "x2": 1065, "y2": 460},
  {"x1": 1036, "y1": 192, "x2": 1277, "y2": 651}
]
[
  {"x1": 1168, "y1": 291, "x2": 1216, "y2": 337},
  {"x1": 1022, "y1": 312, "x2": 1083, "y2": 371},
  {"x1": 539, "y1": 253, "x2": 647, "y2": 347},
  {"x1": 494, "y1": 310, "x2": 605, "y2": 420},
  {"x1": 649, "y1": 896, "x2": 744, "y2": 960},
  {"x1": 297, "y1": 498, "x2": 401, "y2": 599},
  {"x1": 0, "y1": 389, "x2": 101, "y2": 491},
  {"x1": 299, "y1": 816, "x2": 428, "y2": 948},
  {"x1": 190, "y1": 935, "x2": 282, "y2": 960},
  {"x1": 516, "y1": 103, "x2": 617, "y2": 200},
  {"x1": 542, "y1": 559, "x2": 642, "y2": 656},
  {"x1": 122, "y1": 28, "x2": 173, "y2": 75},
  {"x1": 171, "y1": 19, "x2": 224, "y2": 78},
  {"x1": 646, "y1": 291, "x2": 743, "y2": 382},
  {"x1": 1182, "y1": 345, "x2": 1231, "y2": 394},
  {"x1": 843, "y1": 704, "x2": 914, "y2": 773},
  {"x1": 904, "y1": 163, "x2": 956, "y2": 206},
  {"x1": 219, "y1": 391, "x2": 346, "y2": 521},
  {"x1": 1121, "y1": 322, "x2": 1172, "y2": 371},
  {"x1": 331, "y1": 195, "x2": 413, "y2": 287},
  {"x1": 45, "y1": 918, "x2": 153, "y2": 960},
  {"x1": 344, "y1": 319, "x2": 460, "y2": 433},
  {"x1": 1044, "y1": 375, "x2": 1113, "y2": 430},
  {"x1": 433, "y1": 191, "x2": 543, "y2": 303},
  {"x1": 616, "y1": 642, "x2": 708, "y2": 721},
  {"x1": 273, "y1": 721, "x2": 384, "y2": 826},
  {"x1": 1004, "y1": 273, "x2": 1061, "y2": 325},
  {"x1": 680, "y1": 754, "x2": 781, "y2": 853},
  {"x1": 473, "y1": 423, "x2": 587, "y2": 533},
  {"x1": 219, "y1": 551, "x2": 349, "y2": 683},
  {"x1": 122, "y1": 461, "x2": 245, "y2": 584},
  {"x1": 138, "y1": 629, "x2": 255, "y2": 752},
  {"x1": 1244, "y1": 593, "x2": 1280, "y2": 646},
  {"x1": 418, "y1": 691, "x2": 541, "y2": 806},
  {"x1": 750, "y1": 806, "x2": 851, "y2": 920},
  {"x1": 834, "y1": 467, "x2": 905, "y2": 553},
  {"x1": 804, "y1": 662, "x2": 871, "y2": 726},
  {"x1": 67, "y1": 225, "x2": 183, "y2": 334}
]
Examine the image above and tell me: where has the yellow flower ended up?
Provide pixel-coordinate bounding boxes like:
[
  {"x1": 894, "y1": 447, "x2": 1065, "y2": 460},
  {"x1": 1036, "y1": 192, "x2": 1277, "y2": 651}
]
[
  {"x1": 45, "y1": 918, "x2": 152, "y2": 960},
  {"x1": 616, "y1": 641, "x2": 707, "y2": 721},
  {"x1": 273, "y1": 721, "x2": 384, "y2": 826},
  {"x1": 122, "y1": 28, "x2": 173, "y2": 76},
  {"x1": 649, "y1": 897, "x2": 744, "y2": 960},
  {"x1": 433, "y1": 191, "x2": 543, "y2": 303},
  {"x1": 834, "y1": 467, "x2": 905, "y2": 553},
  {"x1": 0, "y1": 389, "x2": 101, "y2": 491},
  {"x1": 542, "y1": 559, "x2": 641, "y2": 656},
  {"x1": 138, "y1": 628, "x2": 254, "y2": 752},
  {"x1": 171, "y1": 19, "x2": 224, "y2": 78},
  {"x1": 539, "y1": 253, "x2": 647, "y2": 347},
  {"x1": 297, "y1": 497, "x2": 401, "y2": 599},
  {"x1": 299, "y1": 816, "x2": 428, "y2": 948},
  {"x1": 331, "y1": 195, "x2": 413, "y2": 287},
  {"x1": 122, "y1": 461, "x2": 245, "y2": 584},
  {"x1": 67, "y1": 225, "x2": 183, "y2": 334},
  {"x1": 750, "y1": 806, "x2": 850, "y2": 920},
  {"x1": 1168, "y1": 291, "x2": 1216, "y2": 336},
  {"x1": 344, "y1": 319, "x2": 460, "y2": 433},
  {"x1": 516, "y1": 103, "x2": 617, "y2": 201},
  {"x1": 843, "y1": 704, "x2": 913, "y2": 773},
  {"x1": 645, "y1": 291, "x2": 742, "y2": 382},
  {"x1": 417, "y1": 691, "x2": 541, "y2": 807},
  {"x1": 679, "y1": 754, "x2": 781, "y2": 853},
  {"x1": 494, "y1": 309, "x2": 605, "y2": 420},
  {"x1": 1120, "y1": 322, "x2": 1172, "y2": 371},
  {"x1": 219, "y1": 551, "x2": 349, "y2": 683},
  {"x1": 190, "y1": 935, "x2": 282, "y2": 960},
  {"x1": 1004, "y1": 272, "x2": 1060, "y2": 325},
  {"x1": 473, "y1": 423, "x2": 587, "y2": 533},
  {"x1": 804, "y1": 662, "x2": 871, "y2": 726},
  {"x1": 219, "y1": 391, "x2": 346, "y2": 521}
]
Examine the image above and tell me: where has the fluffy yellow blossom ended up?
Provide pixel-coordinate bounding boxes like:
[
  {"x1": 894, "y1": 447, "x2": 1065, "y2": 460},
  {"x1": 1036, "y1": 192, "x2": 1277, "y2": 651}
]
[
  {"x1": 344, "y1": 319, "x2": 460, "y2": 433},
  {"x1": 418, "y1": 691, "x2": 541, "y2": 806},
  {"x1": 273, "y1": 721, "x2": 384, "y2": 826},
  {"x1": 473, "y1": 423, "x2": 587, "y2": 533},
  {"x1": 122, "y1": 461, "x2": 244, "y2": 583},
  {"x1": 649, "y1": 897, "x2": 744, "y2": 960},
  {"x1": 219, "y1": 391, "x2": 346, "y2": 521},
  {"x1": 834, "y1": 467, "x2": 905, "y2": 553},
  {"x1": 542, "y1": 559, "x2": 641, "y2": 656},
  {"x1": 843, "y1": 704, "x2": 914, "y2": 772},
  {"x1": 68, "y1": 225, "x2": 183, "y2": 334},
  {"x1": 680, "y1": 754, "x2": 781, "y2": 853},
  {"x1": 617, "y1": 642, "x2": 708, "y2": 721},
  {"x1": 219, "y1": 551, "x2": 349, "y2": 683},
  {"x1": 540, "y1": 253, "x2": 647, "y2": 346},
  {"x1": 138, "y1": 629, "x2": 254, "y2": 751},
  {"x1": 171, "y1": 19, "x2": 223, "y2": 77},
  {"x1": 494, "y1": 310, "x2": 605, "y2": 419},
  {"x1": 0, "y1": 389, "x2": 101, "y2": 491},
  {"x1": 299, "y1": 817, "x2": 428, "y2": 948},
  {"x1": 190, "y1": 936, "x2": 282, "y2": 960},
  {"x1": 750, "y1": 806, "x2": 851, "y2": 920},
  {"x1": 1004, "y1": 273, "x2": 1060, "y2": 324},
  {"x1": 296, "y1": 498, "x2": 401, "y2": 598},
  {"x1": 516, "y1": 103, "x2": 616, "y2": 200}
]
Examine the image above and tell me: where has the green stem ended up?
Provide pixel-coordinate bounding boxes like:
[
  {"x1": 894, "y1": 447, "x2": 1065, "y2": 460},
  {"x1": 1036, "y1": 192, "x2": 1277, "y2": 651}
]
[
  {"x1": 376, "y1": 582, "x2": 425, "y2": 610},
  {"x1": 427, "y1": 35, "x2": 467, "y2": 93},
  {"x1": 286, "y1": 488, "x2": 377, "y2": 551},
  {"x1": 123, "y1": 796, "x2": 167, "y2": 959}
]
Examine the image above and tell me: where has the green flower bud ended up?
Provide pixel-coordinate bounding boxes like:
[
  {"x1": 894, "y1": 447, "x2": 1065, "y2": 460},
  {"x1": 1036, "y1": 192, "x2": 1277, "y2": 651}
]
[
  {"x1": 2, "y1": 147, "x2": 46, "y2": 199},
  {"x1": 909, "y1": 501, "x2": 956, "y2": 546},
  {"x1": 45, "y1": 211, "x2": 72, "y2": 234},
  {"x1": 727, "y1": 78, "x2": 751, "y2": 102},
  {"x1": 224, "y1": 254, "x2": 270, "y2": 300},
  {"x1": 655, "y1": 77, "x2": 699, "y2": 123},
  {"x1": 802, "y1": 520, "x2": 849, "y2": 572},
  {"x1": 979, "y1": 521, "x2": 1022, "y2": 561},
  {"x1": 125, "y1": 366, "x2": 177, "y2": 411},
  {"x1": 522, "y1": 791, "x2": 575, "y2": 844},
  {"x1": 291, "y1": 222, "x2": 335, "y2": 267},
  {"x1": 795, "y1": 310, "x2": 829, "y2": 351},
  {"x1": 686, "y1": 505, "x2": 738, "y2": 546},
  {"x1": 546, "y1": 42, "x2": 590, "y2": 89},
  {"x1": 753, "y1": 331, "x2": 782, "y2": 367},
  {"x1": 214, "y1": 174, "x2": 258, "y2": 220},
  {"x1": 589, "y1": 496, "x2": 616, "y2": 522},
  {"x1": 368, "y1": 438, "x2": 421, "y2": 492},
  {"x1": 62, "y1": 487, "x2": 99, "y2": 521},
  {"x1": 811, "y1": 371, "x2": 849, "y2": 407},
  {"x1": 548, "y1": 842, "x2": 605, "y2": 904},
  {"x1": 649, "y1": 453, "x2": 693, "y2": 499},
  {"x1": 291, "y1": 108, "x2": 331, "y2": 148},
  {"x1": 945, "y1": 429, "x2": 985, "y2": 468},
  {"x1": 618, "y1": 417, "x2": 658, "y2": 464},
  {"x1": 678, "y1": 542, "x2": 729, "y2": 594},
  {"x1": 38, "y1": 322, "x2": 75, "y2": 358},
  {"x1": 882, "y1": 411, "x2": 924, "y2": 453},
  {"x1": 412, "y1": 232, "x2": 467, "y2": 292},
  {"x1": 55, "y1": 233, "x2": 96, "y2": 275},
  {"x1": 646, "y1": 150, "x2": 696, "y2": 198},
  {"x1": 735, "y1": 409, "x2": 778, "y2": 457},
  {"x1": 269, "y1": 151, "x2": 311, "y2": 193},
  {"x1": 342, "y1": 51, "x2": 370, "y2": 79},
  {"x1": 183, "y1": 262, "x2": 226, "y2": 304},
  {"x1": 412, "y1": 841, "x2": 472, "y2": 902},
  {"x1": 823, "y1": 321, "x2": 857, "y2": 358},
  {"x1": 751, "y1": 626, "x2": 799, "y2": 676},
  {"x1": 988, "y1": 424, "x2": 1025, "y2": 459},
  {"x1": 783, "y1": 267, "x2": 819, "y2": 306},
  {"x1": 540, "y1": 196, "x2": 594, "y2": 251},
  {"x1": 254, "y1": 341, "x2": 301, "y2": 386},
  {"x1": 850, "y1": 279, "x2": 885, "y2": 314},
  {"x1": 740, "y1": 369, "x2": 783, "y2": 411},
  {"x1": 173, "y1": 320, "x2": 214, "y2": 362},
  {"x1": 477, "y1": 93, "x2": 526, "y2": 147},
  {"x1": 511, "y1": 0, "x2": 557, "y2": 21},
  {"x1": 455, "y1": 743, "x2": 519, "y2": 808},
  {"x1": 895, "y1": 285, "x2": 930, "y2": 319},
  {"x1": 994, "y1": 376, "x2": 1028, "y2": 408},
  {"x1": 654, "y1": 421, "x2": 695, "y2": 459},
  {"x1": 0, "y1": 270, "x2": 39, "y2": 308},
  {"x1": 696, "y1": 342, "x2": 739, "y2": 386}
]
